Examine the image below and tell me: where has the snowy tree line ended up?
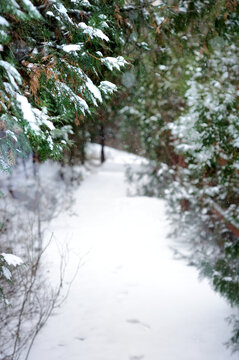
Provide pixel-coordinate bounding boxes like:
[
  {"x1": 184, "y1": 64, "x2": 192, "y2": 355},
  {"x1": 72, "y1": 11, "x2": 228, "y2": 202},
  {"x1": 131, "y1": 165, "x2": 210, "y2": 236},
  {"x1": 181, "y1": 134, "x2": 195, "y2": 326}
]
[{"x1": 112, "y1": 0, "x2": 239, "y2": 351}]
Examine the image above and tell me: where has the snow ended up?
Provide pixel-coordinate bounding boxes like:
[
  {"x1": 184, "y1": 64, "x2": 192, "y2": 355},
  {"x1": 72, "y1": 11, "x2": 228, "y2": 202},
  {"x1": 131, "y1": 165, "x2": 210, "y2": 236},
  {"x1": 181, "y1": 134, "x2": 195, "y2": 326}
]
[
  {"x1": 0, "y1": 16, "x2": 9, "y2": 26},
  {"x1": 159, "y1": 64, "x2": 167, "y2": 71},
  {"x1": 32, "y1": 107, "x2": 55, "y2": 130},
  {"x1": 46, "y1": 11, "x2": 54, "y2": 17},
  {"x1": 52, "y1": 1, "x2": 73, "y2": 25},
  {"x1": 6, "y1": 129, "x2": 18, "y2": 142},
  {"x1": 71, "y1": 0, "x2": 91, "y2": 6},
  {"x1": 56, "y1": 2, "x2": 67, "y2": 16},
  {"x1": 9, "y1": 0, "x2": 20, "y2": 9},
  {"x1": 1, "y1": 253, "x2": 23, "y2": 267},
  {"x1": 0, "y1": 29, "x2": 8, "y2": 42},
  {"x1": 102, "y1": 56, "x2": 128, "y2": 71},
  {"x1": 21, "y1": 0, "x2": 41, "y2": 19},
  {"x1": 78, "y1": 22, "x2": 109, "y2": 42},
  {"x1": 16, "y1": 94, "x2": 40, "y2": 133},
  {"x1": 154, "y1": 15, "x2": 165, "y2": 26},
  {"x1": 27, "y1": 145, "x2": 237, "y2": 360},
  {"x1": 2, "y1": 266, "x2": 12, "y2": 281},
  {"x1": 99, "y1": 81, "x2": 117, "y2": 95},
  {"x1": 4, "y1": 82, "x2": 17, "y2": 97},
  {"x1": 0, "y1": 60, "x2": 22, "y2": 85},
  {"x1": 85, "y1": 78, "x2": 102, "y2": 103},
  {"x1": 55, "y1": 82, "x2": 89, "y2": 114},
  {"x1": 61, "y1": 43, "x2": 84, "y2": 53}
]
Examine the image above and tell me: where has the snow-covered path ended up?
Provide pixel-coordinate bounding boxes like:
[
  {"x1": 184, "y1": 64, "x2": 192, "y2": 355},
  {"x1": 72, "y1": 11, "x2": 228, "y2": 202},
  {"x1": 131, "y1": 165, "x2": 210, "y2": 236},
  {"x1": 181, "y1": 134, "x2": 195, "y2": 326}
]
[{"x1": 29, "y1": 147, "x2": 237, "y2": 360}]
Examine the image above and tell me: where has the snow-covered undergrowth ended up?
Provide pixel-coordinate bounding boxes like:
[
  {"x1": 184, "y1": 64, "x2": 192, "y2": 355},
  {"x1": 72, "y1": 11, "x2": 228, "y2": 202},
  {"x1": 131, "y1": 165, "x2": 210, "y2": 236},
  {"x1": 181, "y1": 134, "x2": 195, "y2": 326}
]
[
  {"x1": 0, "y1": 148, "x2": 99, "y2": 359},
  {"x1": 123, "y1": 158, "x2": 239, "y2": 353}
]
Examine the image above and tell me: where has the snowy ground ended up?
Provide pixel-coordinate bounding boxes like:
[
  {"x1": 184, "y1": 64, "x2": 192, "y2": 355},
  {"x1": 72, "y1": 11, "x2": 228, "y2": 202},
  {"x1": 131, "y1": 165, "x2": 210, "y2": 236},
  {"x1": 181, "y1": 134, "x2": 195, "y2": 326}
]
[{"x1": 28, "y1": 145, "x2": 237, "y2": 360}]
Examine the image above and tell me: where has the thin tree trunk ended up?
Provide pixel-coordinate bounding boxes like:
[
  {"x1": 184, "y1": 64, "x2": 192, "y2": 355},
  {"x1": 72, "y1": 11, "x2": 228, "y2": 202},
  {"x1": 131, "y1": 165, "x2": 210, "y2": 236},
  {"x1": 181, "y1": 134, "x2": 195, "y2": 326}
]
[
  {"x1": 100, "y1": 124, "x2": 105, "y2": 163},
  {"x1": 33, "y1": 152, "x2": 41, "y2": 249}
]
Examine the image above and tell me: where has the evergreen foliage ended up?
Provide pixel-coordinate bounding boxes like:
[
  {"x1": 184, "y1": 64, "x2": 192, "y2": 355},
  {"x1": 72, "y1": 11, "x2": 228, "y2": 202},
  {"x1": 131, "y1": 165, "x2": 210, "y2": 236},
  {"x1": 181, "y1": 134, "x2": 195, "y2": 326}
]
[{"x1": 0, "y1": 0, "x2": 127, "y2": 170}]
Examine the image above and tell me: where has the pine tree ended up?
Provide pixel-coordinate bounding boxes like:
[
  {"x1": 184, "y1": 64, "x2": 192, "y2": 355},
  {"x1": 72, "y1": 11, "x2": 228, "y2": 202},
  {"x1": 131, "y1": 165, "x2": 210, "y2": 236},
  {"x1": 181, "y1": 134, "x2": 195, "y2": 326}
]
[{"x1": 0, "y1": 0, "x2": 128, "y2": 170}]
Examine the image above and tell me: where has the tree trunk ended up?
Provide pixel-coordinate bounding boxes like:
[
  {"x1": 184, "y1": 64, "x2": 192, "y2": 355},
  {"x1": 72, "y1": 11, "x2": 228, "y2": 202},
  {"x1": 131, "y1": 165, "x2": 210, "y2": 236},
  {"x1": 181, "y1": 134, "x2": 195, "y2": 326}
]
[{"x1": 100, "y1": 124, "x2": 105, "y2": 163}]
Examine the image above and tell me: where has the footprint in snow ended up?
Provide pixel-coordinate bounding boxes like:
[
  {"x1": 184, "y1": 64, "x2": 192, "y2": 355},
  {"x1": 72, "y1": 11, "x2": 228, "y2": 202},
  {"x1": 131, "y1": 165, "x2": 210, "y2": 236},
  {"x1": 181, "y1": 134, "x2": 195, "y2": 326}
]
[
  {"x1": 68, "y1": 211, "x2": 78, "y2": 217},
  {"x1": 126, "y1": 318, "x2": 151, "y2": 329},
  {"x1": 129, "y1": 355, "x2": 144, "y2": 360},
  {"x1": 113, "y1": 265, "x2": 123, "y2": 274},
  {"x1": 120, "y1": 290, "x2": 128, "y2": 295},
  {"x1": 126, "y1": 283, "x2": 139, "y2": 288},
  {"x1": 75, "y1": 336, "x2": 86, "y2": 341}
]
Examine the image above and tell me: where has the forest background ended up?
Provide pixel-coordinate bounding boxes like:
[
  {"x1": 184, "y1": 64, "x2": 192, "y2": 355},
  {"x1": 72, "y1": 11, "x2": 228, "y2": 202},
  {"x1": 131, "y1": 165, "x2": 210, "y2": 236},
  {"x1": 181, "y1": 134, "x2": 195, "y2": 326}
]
[{"x1": 0, "y1": 0, "x2": 239, "y2": 358}]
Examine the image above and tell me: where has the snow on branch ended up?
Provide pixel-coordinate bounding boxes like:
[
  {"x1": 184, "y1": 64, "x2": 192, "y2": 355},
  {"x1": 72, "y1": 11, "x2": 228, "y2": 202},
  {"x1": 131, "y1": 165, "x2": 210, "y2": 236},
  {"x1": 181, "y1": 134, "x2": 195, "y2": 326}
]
[
  {"x1": 1, "y1": 253, "x2": 23, "y2": 267},
  {"x1": 99, "y1": 81, "x2": 117, "y2": 95},
  {"x1": 21, "y1": 0, "x2": 42, "y2": 19},
  {"x1": 0, "y1": 253, "x2": 23, "y2": 282},
  {"x1": 78, "y1": 22, "x2": 109, "y2": 42},
  {"x1": 101, "y1": 56, "x2": 128, "y2": 71}
]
